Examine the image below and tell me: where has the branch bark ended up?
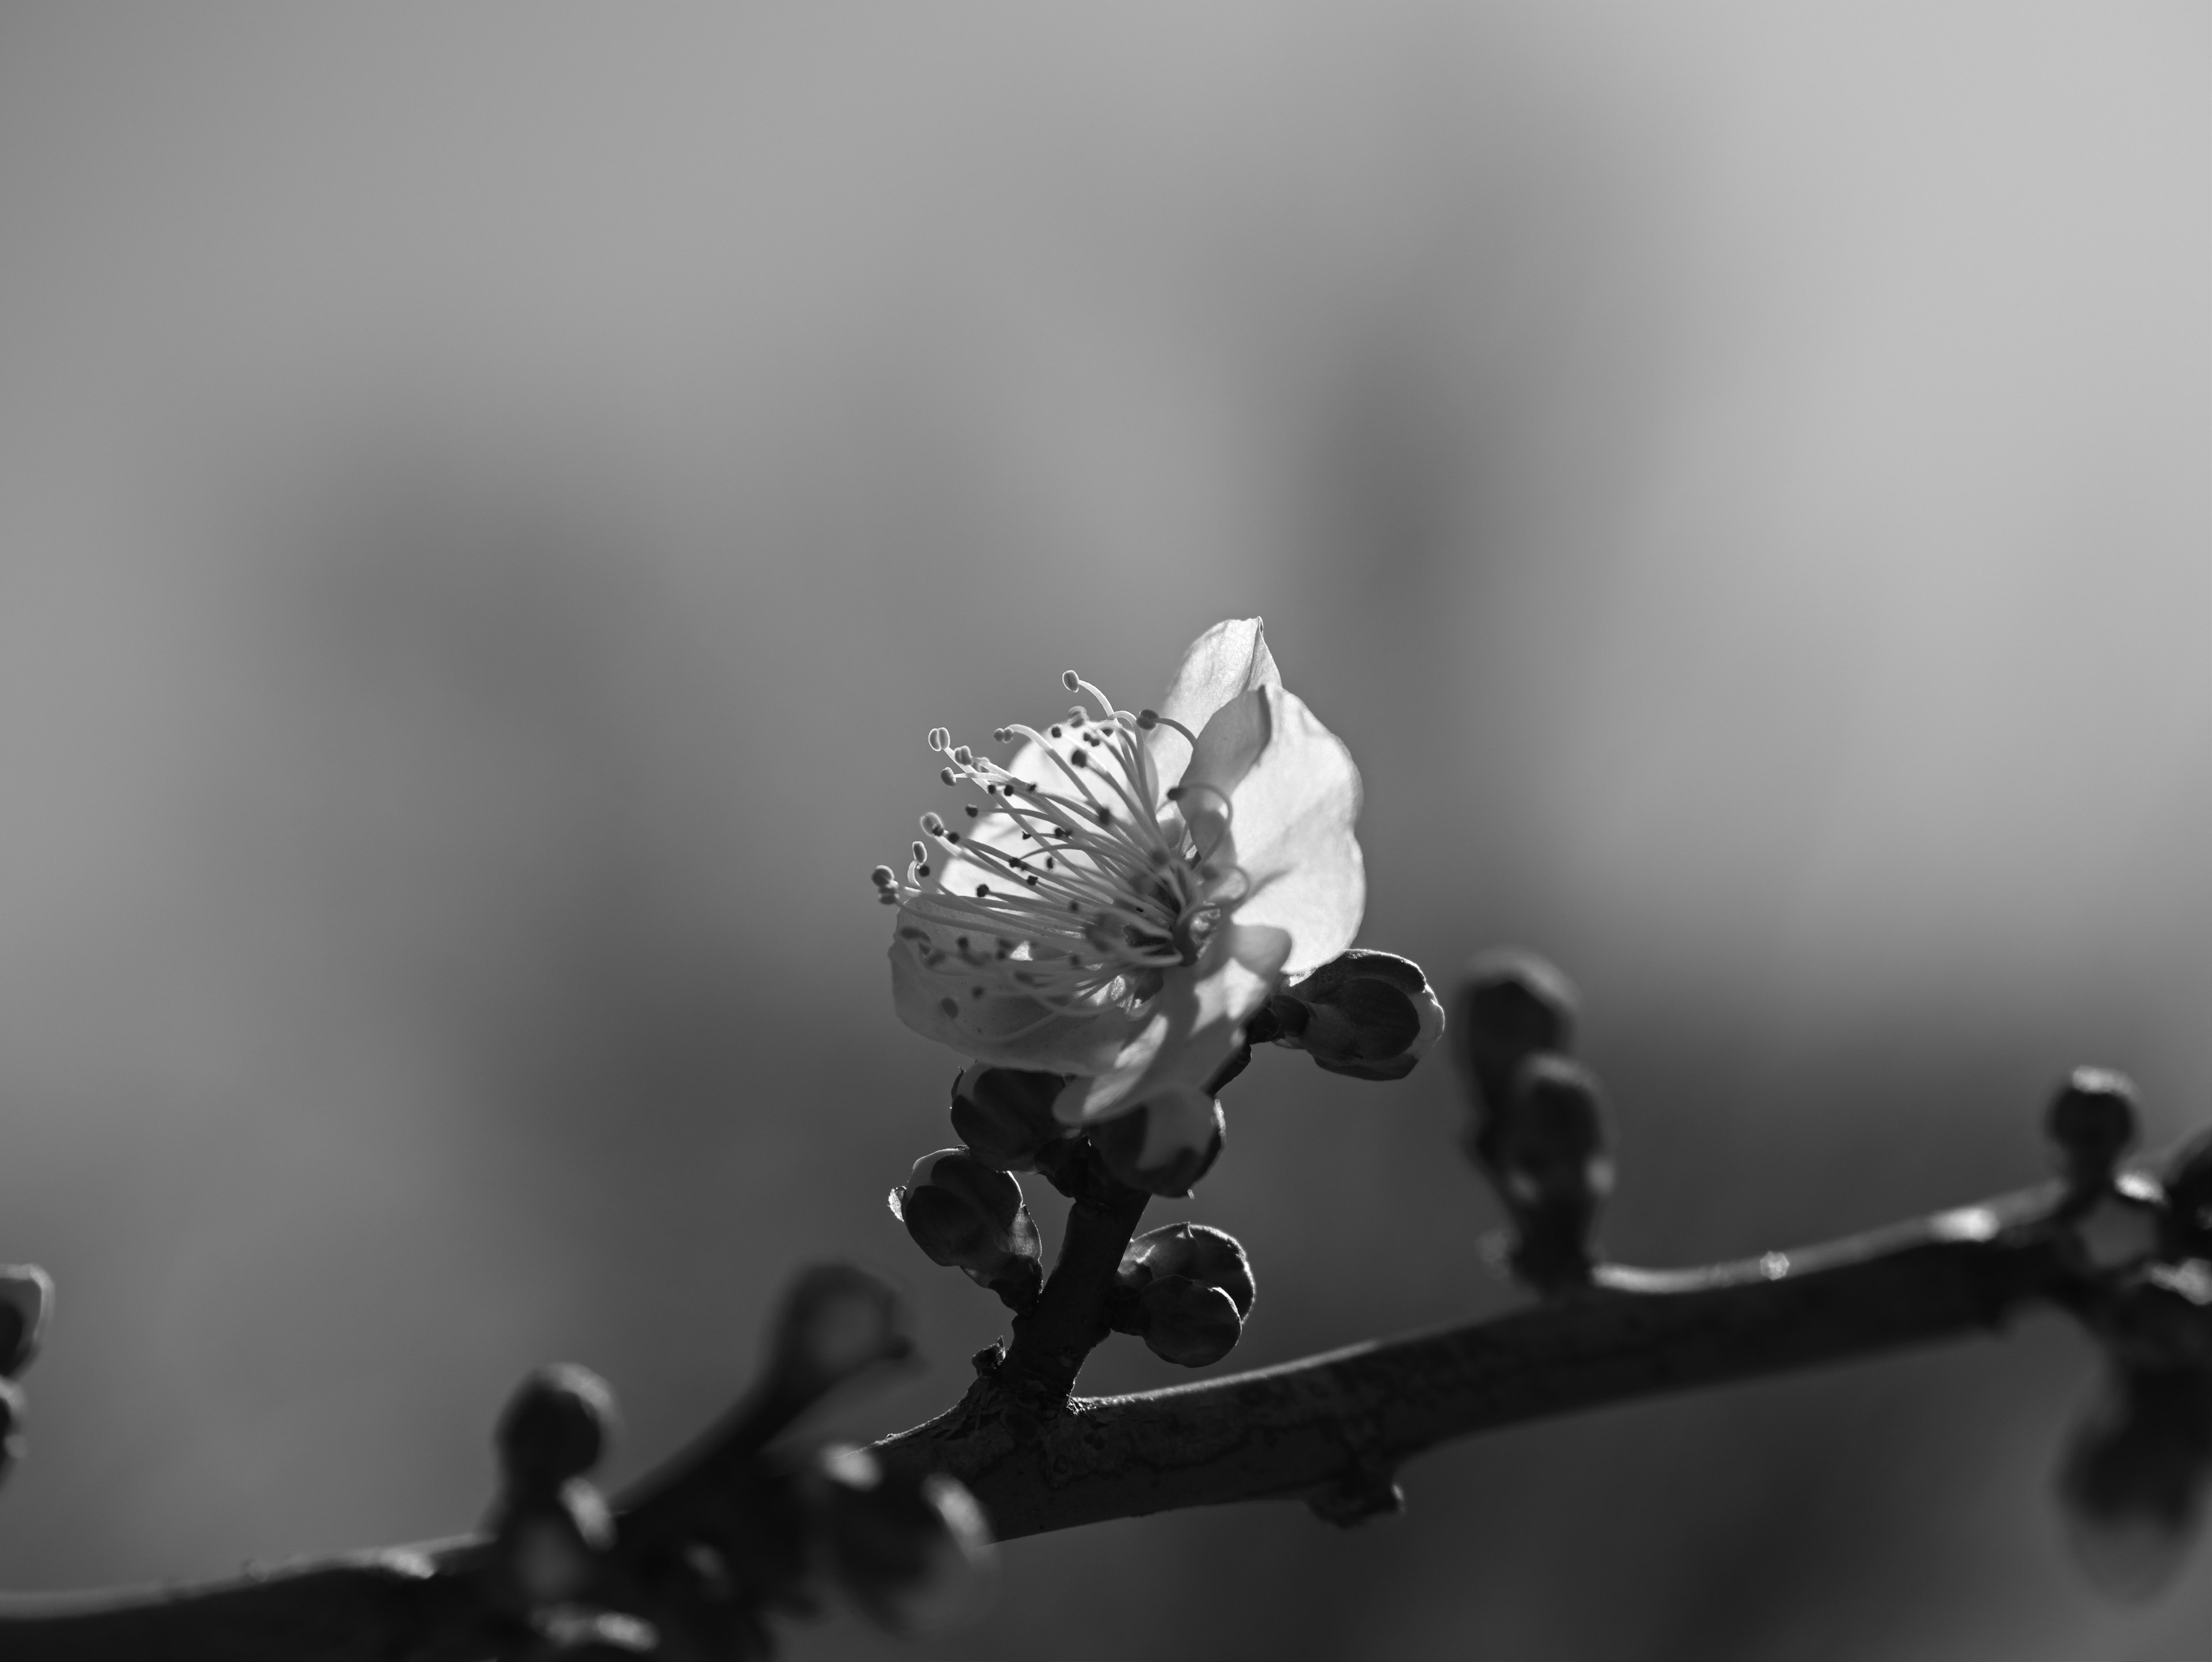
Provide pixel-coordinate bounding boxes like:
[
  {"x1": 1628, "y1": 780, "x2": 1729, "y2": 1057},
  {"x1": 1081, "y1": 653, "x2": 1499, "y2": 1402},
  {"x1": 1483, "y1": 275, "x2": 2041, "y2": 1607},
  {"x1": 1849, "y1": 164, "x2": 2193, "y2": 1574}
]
[{"x1": 0, "y1": 1182, "x2": 2084, "y2": 1659}]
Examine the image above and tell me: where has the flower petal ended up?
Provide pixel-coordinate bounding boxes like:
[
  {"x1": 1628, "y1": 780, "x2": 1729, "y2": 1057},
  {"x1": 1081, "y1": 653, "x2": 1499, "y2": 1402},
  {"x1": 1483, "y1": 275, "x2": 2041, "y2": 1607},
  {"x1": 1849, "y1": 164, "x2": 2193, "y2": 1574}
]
[
  {"x1": 1147, "y1": 618, "x2": 1281, "y2": 794},
  {"x1": 889, "y1": 933, "x2": 1135, "y2": 1075},
  {"x1": 1186, "y1": 686, "x2": 1363, "y2": 979},
  {"x1": 1134, "y1": 1082, "x2": 1224, "y2": 1169},
  {"x1": 1052, "y1": 921, "x2": 1291, "y2": 1123}
]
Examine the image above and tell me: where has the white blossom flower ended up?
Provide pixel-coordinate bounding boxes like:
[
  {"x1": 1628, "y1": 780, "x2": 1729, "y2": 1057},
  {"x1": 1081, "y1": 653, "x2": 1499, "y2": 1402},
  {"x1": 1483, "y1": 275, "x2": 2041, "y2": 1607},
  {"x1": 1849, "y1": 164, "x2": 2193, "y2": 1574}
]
[{"x1": 874, "y1": 619, "x2": 1363, "y2": 1169}]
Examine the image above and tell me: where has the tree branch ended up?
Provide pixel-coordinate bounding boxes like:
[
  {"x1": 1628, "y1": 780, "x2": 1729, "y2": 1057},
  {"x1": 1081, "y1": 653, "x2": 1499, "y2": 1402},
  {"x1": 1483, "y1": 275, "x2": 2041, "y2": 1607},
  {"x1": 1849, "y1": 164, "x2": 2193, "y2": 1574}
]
[
  {"x1": 876, "y1": 1185, "x2": 2066, "y2": 1535},
  {"x1": 0, "y1": 1179, "x2": 2108, "y2": 1657}
]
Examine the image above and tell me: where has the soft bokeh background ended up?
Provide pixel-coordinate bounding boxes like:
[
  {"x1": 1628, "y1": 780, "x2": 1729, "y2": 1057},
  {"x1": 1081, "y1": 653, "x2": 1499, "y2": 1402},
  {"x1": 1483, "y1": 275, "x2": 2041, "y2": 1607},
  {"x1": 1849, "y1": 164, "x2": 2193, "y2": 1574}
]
[{"x1": 0, "y1": 5, "x2": 2205, "y2": 1657}]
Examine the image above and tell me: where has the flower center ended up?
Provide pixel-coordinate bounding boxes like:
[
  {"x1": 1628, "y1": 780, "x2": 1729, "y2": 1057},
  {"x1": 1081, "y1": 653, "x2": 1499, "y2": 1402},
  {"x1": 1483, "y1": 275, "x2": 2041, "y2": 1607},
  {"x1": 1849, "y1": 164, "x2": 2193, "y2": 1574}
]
[{"x1": 872, "y1": 670, "x2": 1246, "y2": 1024}]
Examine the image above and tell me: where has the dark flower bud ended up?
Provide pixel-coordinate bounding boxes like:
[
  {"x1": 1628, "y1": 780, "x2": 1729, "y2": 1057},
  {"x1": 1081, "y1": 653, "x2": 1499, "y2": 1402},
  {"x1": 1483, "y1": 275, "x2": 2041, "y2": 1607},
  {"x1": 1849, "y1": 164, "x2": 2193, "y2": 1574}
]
[
  {"x1": 0, "y1": 1265, "x2": 52, "y2": 1380},
  {"x1": 2059, "y1": 1365, "x2": 2212, "y2": 1599},
  {"x1": 1117, "y1": 1223, "x2": 1256, "y2": 1317},
  {"x1": 890, "y1": 1150, "x2": 1043, "y2": 1309},
  {"x1": 0, "y1": 1376, "x2": 23, "y2": 1488},
  {"x1": 1493, "y1": 1055, "x2": 1612, "y2": 1292},
  {"x1": 497, "y1": 1364, "x2": 616, "y2": 1500},
  {"x1": 764, "y1": 1265, "x2": 913, "y2": 1406},
  {"x1": 803, "y1": 1443, "x2": 995, "y2": 1634},
  {"x1": 1109, "y1": 1224, "x2": 1254, "y2": 1367},
  {"x1": 1092, "y1": 1091, "x2": 1225, "y2": 1197},
  {"x1": 948, "y1": 1065, "x2": 1073, "y2": 1171},
  {"x1": 1132, "y1": 1279, "x2": 1245, "y2": 1367},
  {"x1": 486, "y1": 1366, "x2": 618, "y2": 1615},
  {"x1": 1452, "y1": 951, "x2": 1578, "y2": 1168},
  {"x1": 2165, "y1": 1131, "x2": 2212, "y2": 1256},
  {"x1": 2049, "y1": 1068, "x2": 2139, "y2": 1192},
  {"x1": 1268, "y1": 951, "x2": 1445, "y2": 1082}
]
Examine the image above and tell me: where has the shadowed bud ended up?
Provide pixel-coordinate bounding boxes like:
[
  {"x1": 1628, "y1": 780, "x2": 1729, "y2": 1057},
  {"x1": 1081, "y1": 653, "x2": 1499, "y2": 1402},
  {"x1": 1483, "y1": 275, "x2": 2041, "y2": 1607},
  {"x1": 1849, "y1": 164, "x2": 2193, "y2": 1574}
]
[
  {"x1": 497, "y1": 1364, "x2": 617, "y2": 1500},
  {"x1": 804, "y1": 1444, "x2": 996, "y2": 1634},
  {"x1": 948, "y1": 1066, "x2": 1074, "y2": 1171},
  {"x1": 0, "y1": 1376, "x2": 22, "y2": 1487},
  {"x1": 2167, "y1": 1132, "x2": 2212, "y2": 1257},
  {"x1": 1092, "y1": 1089, "x2": 1225, "y2": 1198},
  {"x1": 1494, "y1": 1055, "x2": 1612, "y2": 1292},
  {"x1": 2059, "y1": 1366, "x2": 2212, "y2": 1599},
  {"x1": 1132, "y1": 1279, "x2": 1244, "y2": 1367},
  {"x1": 487, "y1": 1366, "x2": 619, "y2": 1614},
  {"x1": 765, "y1": 1265, "x2": 914, "y2": 1406},
  {"x1": 0, "y1": 1266, "x2": 52, "y2": 1379},
  {"x1": 1452, "y1": 950, "x2": 1578, "y2": 1169},
  {"x1": 889, "y1": 1150, "x2": 1043, "y2": 1310},
  {"x1": 1118, "y1": 1224, "x2": 1256, "y2": 1316},
  {"x1": 1267, "y1": 951, "x2": 1445, "y2": 1082},
  {"x1": 1112, "y1": 1223, "x2": 1256, "y2": 1367},
  {"x1": 2049, "y1": 1068, "x2": 2139, "y2": 1192}
]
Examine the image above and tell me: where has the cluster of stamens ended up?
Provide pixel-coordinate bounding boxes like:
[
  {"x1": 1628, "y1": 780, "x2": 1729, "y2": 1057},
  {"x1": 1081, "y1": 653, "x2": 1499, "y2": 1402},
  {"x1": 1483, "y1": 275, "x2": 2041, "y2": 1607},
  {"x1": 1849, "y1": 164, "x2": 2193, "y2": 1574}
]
[{"x1": 872, "y1": 671, "x2": 1244, "y2": 1026}]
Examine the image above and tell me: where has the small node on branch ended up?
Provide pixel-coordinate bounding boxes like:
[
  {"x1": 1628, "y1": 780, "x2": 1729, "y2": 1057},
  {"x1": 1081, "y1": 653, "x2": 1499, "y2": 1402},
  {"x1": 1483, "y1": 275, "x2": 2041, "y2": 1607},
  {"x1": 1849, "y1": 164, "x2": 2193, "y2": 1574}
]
[
  {"x1": 799, "y1": 1443, "x2": 996, "y2": 1635},
  {"x1": 2059, "y1": 1365, "x2": 2212, "y2": 1600},
  {"x1": 1263, "y1": 949, "x2": 1446, "y2": 1082},
  {"x1": 1451, "y1": 949, "x2": 1579, "y2": 1173},
  {"x1": 1307, "y1": 1462, "x2": 1407, "y2": 1529},
  {"x1": 1092, "y1": 1095, "x2": 1225, "y2": 1197},
  {"x1": 948, "y1": 1065, "x2": 1075, "y2": 1173},
  {"x1": 1494, "y1": 1055, "x2": 1613, "y2": 1294},
  {"x1": 1108, "y1": 1224, "x2": 1256, "y2": 1367},
  {"x1": 891, "y1": 1149, "x2": 1044, "y2": 1311}
]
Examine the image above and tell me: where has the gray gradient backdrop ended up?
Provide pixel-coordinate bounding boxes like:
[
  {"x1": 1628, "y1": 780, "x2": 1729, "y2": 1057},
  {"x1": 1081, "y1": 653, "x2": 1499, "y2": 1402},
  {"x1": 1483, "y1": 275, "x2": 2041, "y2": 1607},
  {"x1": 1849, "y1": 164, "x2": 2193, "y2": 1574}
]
[{"x1": 0, "y1": 6, "x2": 2206, "y2": 1658}]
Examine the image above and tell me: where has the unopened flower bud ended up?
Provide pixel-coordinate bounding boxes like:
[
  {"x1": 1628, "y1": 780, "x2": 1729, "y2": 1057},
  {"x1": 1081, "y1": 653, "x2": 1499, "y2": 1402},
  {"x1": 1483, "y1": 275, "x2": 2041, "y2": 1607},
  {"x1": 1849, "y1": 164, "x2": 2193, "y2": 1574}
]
[
  {"x1": 497, "y1": 1364, "x2": 616, "y2": 1500},
  {"x1": 1091, "y1": 1087, "x2": 1224, "y2": 1198},
  {"x1": 1452, "y1": 951, "x2": 1578, "y2": 1168},
  {"x1": 486, "y1": 1365, "x2": 618, "y2": 1614},
  {"x1": 2165, "y1": 1132, "x2": 2212, "y2": 1256},
  {"x1": 0, "y1": 1376, "x2": 24, "y2": 1487},
  {"x1": 1117, "y1": 1223, "x2": 1256, "y2": 1318},
  {"x1": 1268, "y1": 951, "x2": 1445, "y2": 1082},
  {"x1": 1131, "y1": 1278, "x2": 1244, "y2": 1367},
  {"x1": 947, "y1": 1066, "x2": 1073, "y2": 1171},
  {"x1": 804, "y1": 1443, "x2": 996, "y2": 1634},
  {"x1": 2059, "y1": 1365, "x2": 2212, "y2": 1599},
  {"x1": 766, "y1": 1265, "x2": 912, "y2": 1406},
  {"x1": 1110, "y1": 1225, "x2": 1254, "y2": 1366},
  {"x1": 2050, "y1": 1068, "x2": 2139, "y2": 1191},
  {"x1": 889, "y1": 1150, "x2": 1043, "y2": 1309},
  {"x1": 1494, "y1": 1055, "x2": 1612, "y2": 1292},
  {"x1": 0, "y1": 1266, "x2": 52, "y2": 1379}
]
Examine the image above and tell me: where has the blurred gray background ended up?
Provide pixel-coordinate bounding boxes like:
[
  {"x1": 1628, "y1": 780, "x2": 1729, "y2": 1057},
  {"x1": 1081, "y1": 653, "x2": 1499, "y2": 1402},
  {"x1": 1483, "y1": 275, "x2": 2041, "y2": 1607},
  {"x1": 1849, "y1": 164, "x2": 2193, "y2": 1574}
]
[{"x1": 0, "y1": 5, "x2": 2206, "y2": 1657}]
